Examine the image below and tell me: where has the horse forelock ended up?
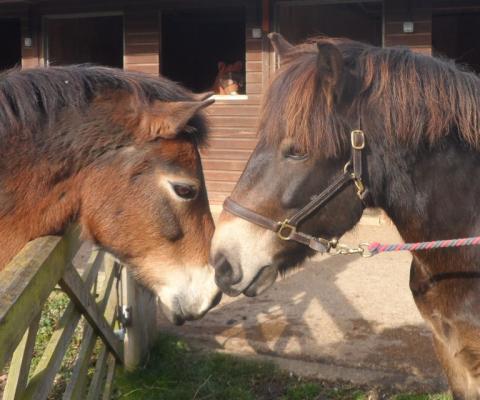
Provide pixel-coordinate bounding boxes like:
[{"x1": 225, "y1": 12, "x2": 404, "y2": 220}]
[{"x1": 259, "y1": 37, "x2": 480, "y2": 156}]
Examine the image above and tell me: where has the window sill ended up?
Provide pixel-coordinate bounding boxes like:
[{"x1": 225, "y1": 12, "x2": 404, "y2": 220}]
[{"x1": 212, "y1": 95, "x2": 249, "y2": 100}]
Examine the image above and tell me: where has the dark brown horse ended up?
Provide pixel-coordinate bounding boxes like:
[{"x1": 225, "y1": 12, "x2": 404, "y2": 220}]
[
  {"x1": 0, "y1": 65, "x2": 221, "y2": 325},
  {"x1": 211, "y1": 34, "x2": 480, "y2": 397}
]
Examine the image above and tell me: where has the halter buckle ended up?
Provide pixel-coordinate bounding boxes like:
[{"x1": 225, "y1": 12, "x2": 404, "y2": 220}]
[
  {"x1": 277, "y1": 219, "x2": 296, "y2": 240},
  {"x1": 351, "y1": 130, "x2": 365, "y2": 150}
]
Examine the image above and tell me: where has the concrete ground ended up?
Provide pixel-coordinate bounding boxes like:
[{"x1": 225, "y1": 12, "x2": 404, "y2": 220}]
[{"x1": 158, "y1": 211, "x2": 448, "y2": 393}]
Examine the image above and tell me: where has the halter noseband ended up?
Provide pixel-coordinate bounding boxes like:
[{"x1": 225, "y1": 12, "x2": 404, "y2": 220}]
[{"x1": 223, "y1": 130, "x2": 368, "y2": 254}]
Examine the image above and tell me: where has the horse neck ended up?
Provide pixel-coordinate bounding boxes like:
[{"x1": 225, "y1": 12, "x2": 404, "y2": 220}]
[
  {"x1": 370, "y1": 137, "x2": 480, "y2": 246},
  {"x1": 0, "y1": 164, "x2": 84, "y2": 269}
]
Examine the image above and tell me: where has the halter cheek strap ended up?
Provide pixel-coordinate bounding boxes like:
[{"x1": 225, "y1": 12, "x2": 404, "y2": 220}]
[{"x1": 223, "y1": 130, "x2": 368, "y2": 253}]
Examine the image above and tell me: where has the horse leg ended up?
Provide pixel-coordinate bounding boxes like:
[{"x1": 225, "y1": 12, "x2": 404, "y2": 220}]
[
  {"x1": 431, "y1": 317, "x2": 480, "y2": 399},
  {"x1": 431, "y1": 332, "x2": 475, "y2": 399},
  {"x1": 409, "y1": 260, "x2": 480, "y2": 399}
]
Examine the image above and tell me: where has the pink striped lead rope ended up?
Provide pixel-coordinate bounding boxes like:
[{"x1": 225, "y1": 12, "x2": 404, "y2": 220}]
[{"x1": 367, "y1": 236, "x2": 480, "y2": 256}]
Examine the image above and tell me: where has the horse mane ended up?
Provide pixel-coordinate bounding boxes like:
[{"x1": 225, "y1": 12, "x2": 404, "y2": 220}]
[
  {"x1": 260, "y1": 37, "x2": 480, "y2": 157},
  {"x1": 0, "y1": 65, "x2": 208, "y2": 145}
]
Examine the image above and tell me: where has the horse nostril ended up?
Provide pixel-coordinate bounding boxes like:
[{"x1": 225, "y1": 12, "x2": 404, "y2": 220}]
[{"x1": 213, "y1": 253, "x2": 242, "y2": 289}]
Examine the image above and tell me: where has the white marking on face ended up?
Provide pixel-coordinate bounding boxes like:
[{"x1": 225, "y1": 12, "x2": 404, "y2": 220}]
[
  {"x1": 142, "y1": 258, "x2": 220, "y2": 322},
  {"x1": 211, "y1": 216, "x2": 280, "y2": 293}
]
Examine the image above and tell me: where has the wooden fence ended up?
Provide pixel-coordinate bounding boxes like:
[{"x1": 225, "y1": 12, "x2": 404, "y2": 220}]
[{"x1": 0, "y1": 226, "x2": 157, "y2": 400}]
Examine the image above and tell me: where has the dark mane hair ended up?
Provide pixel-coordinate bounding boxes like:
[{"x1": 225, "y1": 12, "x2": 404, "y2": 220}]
[
  {"x1": 0, "y1": 65, "x2": 208, "y2": 145},
  {"x1": 260, "y1": 37, "x2": 480, "y2": 157}
]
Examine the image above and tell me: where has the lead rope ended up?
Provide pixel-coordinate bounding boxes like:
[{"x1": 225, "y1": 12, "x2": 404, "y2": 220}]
[{"x1": 332, "y1": 236, "x2": 480, "y2": 257}]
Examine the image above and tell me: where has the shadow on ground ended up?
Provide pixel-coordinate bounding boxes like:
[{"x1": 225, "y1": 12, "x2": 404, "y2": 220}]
[{"x1": 159, "y1": 222, "x2": 448, "y2": 393}]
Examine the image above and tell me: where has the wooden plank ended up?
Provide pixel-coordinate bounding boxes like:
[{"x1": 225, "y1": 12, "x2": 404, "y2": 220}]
[
  {"x1": 208, "y1": 138, "x2": 258, "y2": 150},
  {"x1": 204, "y1": 170, "x2": 242, "y2": 182},
  {"x1": 124, "y1": 43, "x2": 159, "y2": 53},
  {"x1": 385, "y1": 33, "x2": 432, "y2": 47},
  {"x1": 101, "y1": 354, "x2": 116, "y2": 400},
  {"x1": 122, "y1": 267, "x2": 157, "y2": 371},
  {"x1": 22, "y1": 251, "x2": 105, "y2": 400},
  {"x1": 85, "y1": 346, "x2": 108, "y2": 400},
  {"x1": 84, "y1": 264, "x2": 118, "y2": 400},
  {"x1": 202, "y1": 159, "x2": 247, "y2": 171},
  {"x1": 246, "y1": 51, "x2": 262, "y2": 62},
  {"x1": 210, "y1": 116, "x2": 258, "y2": 128},
  {"x1": 124, "y1": 64, "x2": 159, "y2": 75},
  {"x1": 59, "y1": 266, "x2": 123, "y2": 363},
  {"x1": 246, "y1": 83, "x2": 263, "y2": 94},
  {"x1": 124, "y1": 53, "x2": 159, "y2": 64},
  {"x1": 23, "y1": 305, "x2": 82, "y2": 400},
  {"x1": 209, "y1": 130, "x2": 257, "y2": 139},
  {"x1": 200, "y1": 148, "x2": 253, "y2": 160},
  {"x1": 246, "y1": 61, "x2": 262, "y2": 72},
  {"x1": 62, "y1": 254, "x2": 115, "y2": 400},
  {"x1": 124, "y1": 32, "x2": 158, "y2": 44},
  {"x1": 205, "y1": 180, "x2": 237, "y2": 193},
  {"x1": 207, "y1": 105, "x2": 260, "y2": 117},
  {"x1": 208, "y1": 191, "x2": 230, "y2": 203},
  {"x1": 0, "y1": 226, "x2": 82, "y2": 372},
  {"x1": 246, "y1": 71, "x2": 262, "y2": 83},
  {"x1": 3, "y1": 313, "x2": 41, "y2": 400},
  {"x1": 246, "y1": 40, "x2": 262, "y2": 51}
]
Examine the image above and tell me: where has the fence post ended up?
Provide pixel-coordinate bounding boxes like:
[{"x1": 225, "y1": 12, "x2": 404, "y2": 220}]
[{"x1": 121, "y1": 267, "x2": 157, "y2": 371}]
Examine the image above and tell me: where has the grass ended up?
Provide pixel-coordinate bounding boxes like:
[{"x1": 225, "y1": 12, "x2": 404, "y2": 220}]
[
  {"x1": 0, "y1": 294, "x2": 451, "y2": 400},
  {"x1": 113, "y1": 334, "x2": 451, "y2": 400}
]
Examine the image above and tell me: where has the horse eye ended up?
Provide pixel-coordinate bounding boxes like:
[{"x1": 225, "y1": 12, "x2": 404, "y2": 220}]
[
  {"x1": 285, "y1": 146, "x2": 308, "y2": 161},
  {"x1": 171, "y1": 183, "x2": 198, "y2": 200}
]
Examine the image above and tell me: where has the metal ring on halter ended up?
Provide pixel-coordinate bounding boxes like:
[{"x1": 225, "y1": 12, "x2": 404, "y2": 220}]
[{"x1": 277, "y1": 219, "x2": 296, "y2": 240}]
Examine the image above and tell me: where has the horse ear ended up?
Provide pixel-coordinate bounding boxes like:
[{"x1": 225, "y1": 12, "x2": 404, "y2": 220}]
[
  {"x1": 139, "y1": 98, "x2": 215, "y2": 140},
  {"x1": 268, "y1": 32, "x2": 294, "y2": 58},
  {"x1": 233, "y1": 61, "x2": 243, "y2": 70},
  {"x1": 218, "y1": 62, "x2": 225, "y2": 71},
  {"x1": 316, "y1": 42, "x2": 343, "y2": 87}
]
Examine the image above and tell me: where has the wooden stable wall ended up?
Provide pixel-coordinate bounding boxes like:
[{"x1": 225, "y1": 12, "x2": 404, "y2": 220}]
[
  {"x1": 201, "y1": 3, "x2": 265, "y2": 204},
  {"x1": 3, "y1": 0, "x2": 477, "y2": 204},
  {"x1": 384, "y1": 0, "x2": 432, "y2": 54},
  {"x1": 0, "y1": 0, "x2": 264, "y2": 205},
  {"x1": 124, "y1": 7, "x2": 159, "y2": 75}
]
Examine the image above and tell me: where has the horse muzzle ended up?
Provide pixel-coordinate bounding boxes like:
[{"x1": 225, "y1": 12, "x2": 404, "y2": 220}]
[
  {"x1": 213, "y1": 250, "x2": 278, "y2": 297},
  {"x1": 160, "y1": 290, "x2": 222, "y2": 325}
]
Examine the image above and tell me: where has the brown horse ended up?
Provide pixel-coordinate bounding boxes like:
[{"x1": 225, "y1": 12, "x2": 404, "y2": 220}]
[
  {"x1": 211, "y1": 61, "x2": 244, "y2": 95},
  {"x1": 0, "y1": 65, "x2": 221, "y2": 325},
  {"x1": 211, "y1": 34, "x2": 480, "y2": 398}
]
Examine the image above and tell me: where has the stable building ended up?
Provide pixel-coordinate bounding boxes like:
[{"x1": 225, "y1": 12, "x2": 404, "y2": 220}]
[{"x1": 1, "y1": 0, "x2": 479, "y2": 204}]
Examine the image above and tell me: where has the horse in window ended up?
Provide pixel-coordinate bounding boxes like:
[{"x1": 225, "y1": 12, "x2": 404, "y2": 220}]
[{"x1": 212, "y1": 61, "x2": 244, "y2": 95}]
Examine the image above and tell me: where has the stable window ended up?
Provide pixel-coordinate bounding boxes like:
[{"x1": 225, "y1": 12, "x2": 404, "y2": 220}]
[
  {"x1": 433, "y1": 12, "x2": 480, "y2": 73},
  {"x1": 0, "y1": 18, "x2": 21, "y2": 71},
  {"x1": 161, "y1": 8, "x2": 246, "y2": 97},
  {"x1": 45, "y1": 15, "x2": 123, "y2": 68},
  {"x1": 276, "y1": 1, "x2": 382, "y2": 46}
]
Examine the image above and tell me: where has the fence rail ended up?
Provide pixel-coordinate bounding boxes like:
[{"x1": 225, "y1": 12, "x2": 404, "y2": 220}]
[{"x1": 0, "y1": 227, "x2": 157, "y2": 400}]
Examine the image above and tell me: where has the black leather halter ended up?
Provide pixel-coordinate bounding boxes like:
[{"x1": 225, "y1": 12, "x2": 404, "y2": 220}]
[{"x1": 223, "y1": 130, "x2": 368, "y2": 254}]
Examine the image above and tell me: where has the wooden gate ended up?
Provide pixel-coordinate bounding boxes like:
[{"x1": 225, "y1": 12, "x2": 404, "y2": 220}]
[{"x1": 0, "y1": 226, "x2": 157, "y2": 400}]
